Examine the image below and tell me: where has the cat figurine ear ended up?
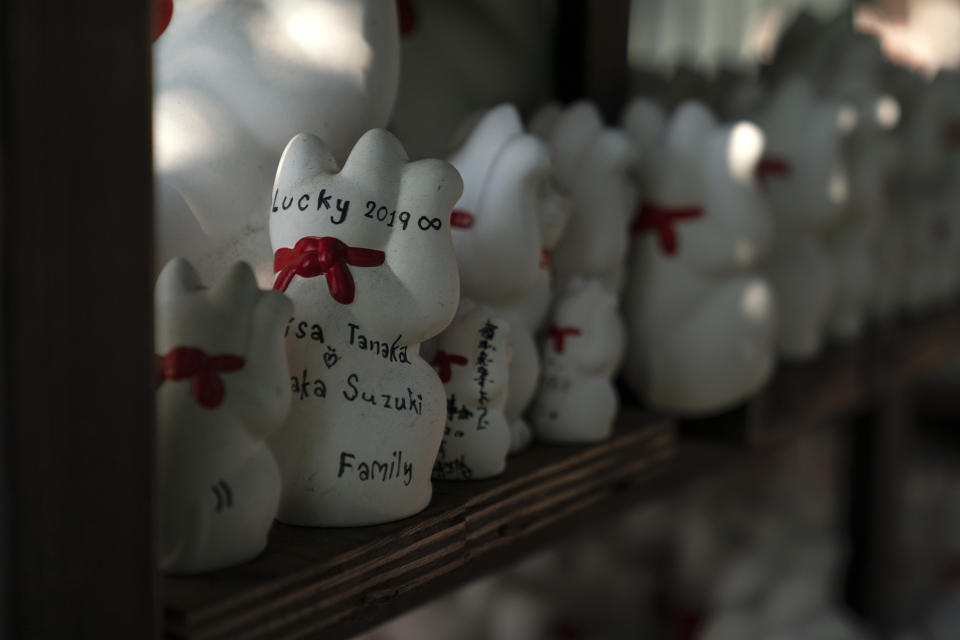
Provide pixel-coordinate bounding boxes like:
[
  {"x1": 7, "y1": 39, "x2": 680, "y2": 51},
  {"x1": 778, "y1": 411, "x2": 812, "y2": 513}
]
[
  {"x1": 155, "y1": 258, "x2": 292, "y2": 574},
  {"x1": 268, "y1": 129, "x2": 463, "y2": 526}
]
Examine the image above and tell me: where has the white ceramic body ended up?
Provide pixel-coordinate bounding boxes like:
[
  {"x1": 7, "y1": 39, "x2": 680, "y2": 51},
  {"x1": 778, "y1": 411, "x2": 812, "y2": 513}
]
[
  {"x1": 421, "y1": 303, "x2": 512, "y2": 480},
  {"x1": 753, "y1": 76, "x2": 853, "y2": 360},
  {"x1": 534, "y1": 101, "x2": 641, "y2": 294},
  {"x1": 268, "y1": 130, "x2": 462, "y2": 526},
  {"x1": 446, "y1": 104, "x2": 567, "y2": 454},
  {"x1": 622, "y1": 101, "x2": 776, "y2": 415},
  {"x1": 154, "y1": 0, "x2": 400, "y2": 286},
  {"x1": 529, "y1": 278, "x2": 623, "y2": 443},
  {"x1": 155, "y1": 259, "x2": 292, "y2": 574}
]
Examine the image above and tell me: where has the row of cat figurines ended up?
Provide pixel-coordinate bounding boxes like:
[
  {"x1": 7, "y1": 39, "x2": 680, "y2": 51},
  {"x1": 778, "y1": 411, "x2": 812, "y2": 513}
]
[{"x1": 157, "y1": 82, "x2": 960, "y2": 574}]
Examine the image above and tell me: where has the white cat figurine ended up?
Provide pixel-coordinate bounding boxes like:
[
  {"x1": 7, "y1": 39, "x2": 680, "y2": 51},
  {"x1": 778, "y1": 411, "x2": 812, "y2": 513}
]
[
  {"x1": 529, "y1": 277, "x2": 623, "y2": 443},
  {"x1": 752, "y1": 77, "x2": 853, "y2": 360},
  {"x1": 155, "y1": 259, "x2": 292, "y2": 574},
  {"x1": 268, "y1": 129, "x2": 462, "y2": 526},
  {"x1": 531, "y1": 100, "x2": 641, "y2": 294},
  {"x1": 446, "y1": 104, "x2": 557, "y2": 454},
  {"x1": 622, "y1": 100, "x2": 776, "y2": 415},
  {"x1": 154, "y1": 0, "x2": 400, "y2": 285},
  {"x1": 422, "y1": 302, "x2": 511, "y2": 480}
]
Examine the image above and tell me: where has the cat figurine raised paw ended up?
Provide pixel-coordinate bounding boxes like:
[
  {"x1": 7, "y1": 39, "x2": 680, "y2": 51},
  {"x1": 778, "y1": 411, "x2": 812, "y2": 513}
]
[
  {"x1": 268, "y1": 129, "x2": 462, "y2": 526},
  {"x1": 155, "y1": 258, "x2": 292, "y2": 574}
]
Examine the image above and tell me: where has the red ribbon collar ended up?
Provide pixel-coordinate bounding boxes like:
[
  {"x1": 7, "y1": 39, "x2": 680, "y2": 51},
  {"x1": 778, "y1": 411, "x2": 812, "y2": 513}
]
[
  {"x1": 450, "y1": 209, "x2": 475, "y2": 229},
  {"x1": 431, "y1": 350, "x2": 469, "y2": 383},
  {"x1": 631, "y1": 201, "x2": 703, "y2": 256},
  {"x1": 156, "y1": 347, "x2": 245, "y2": 409},
  {"x1": 273, "y1": 236, "x2": 385, "y2": 304},
  {"x1": 548, "y1": 325, "x2": 581, "y2": 354},
  {"x1": 755, "y1": 154, "x2": 792, "y2": 180}
]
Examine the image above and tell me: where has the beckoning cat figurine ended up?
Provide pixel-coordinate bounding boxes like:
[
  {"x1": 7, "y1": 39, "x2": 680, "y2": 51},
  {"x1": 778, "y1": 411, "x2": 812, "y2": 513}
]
[
  {"x1": 622, "y1": 101, "x2": 776, "y2": 416},
  {"x1": 422, "y1": 302, "x2": 512, "y2": 480},
  {"x1": 752, "y1": 76, "x2": 854, "y2": 359},
  {"x1": 529, "y1": 277, "x2": 623, "y2": 443},
  {"x1": 155, "y1": 258, "x2": 292, "y2": 574},
  {"x1": 154, "y1": 0, "x2": 400, "y2": 286},
  {"x1": 445, "y1": 104, "x2": 559, "y2": 454},
  {"x1": 268, "y1": 129, "x2": 462, "y2": 526}
]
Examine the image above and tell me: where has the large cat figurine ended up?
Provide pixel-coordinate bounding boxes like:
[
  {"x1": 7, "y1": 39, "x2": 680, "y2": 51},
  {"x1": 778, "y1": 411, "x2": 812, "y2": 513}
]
[
  {"x1": 530, "y1": 100, "x2": 640, "y2": 295},
  {"x1": 622, "y1": 101, "x2": 776, "y2": 415},
  {"x1": 154, "y1": 0, "x2": 400, "y2": 286},
  {"x1": 155, "y1": 259, "x2": 292, "y2": 573},
  {"x1": 268, "y1": 129, "x2": 461, "y2": 526}
]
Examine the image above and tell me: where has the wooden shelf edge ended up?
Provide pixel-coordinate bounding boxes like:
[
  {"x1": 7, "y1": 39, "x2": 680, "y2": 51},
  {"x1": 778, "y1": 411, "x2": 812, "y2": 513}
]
[{"x1": 163, "y1": 411, "x2": 676, "y2": 640}]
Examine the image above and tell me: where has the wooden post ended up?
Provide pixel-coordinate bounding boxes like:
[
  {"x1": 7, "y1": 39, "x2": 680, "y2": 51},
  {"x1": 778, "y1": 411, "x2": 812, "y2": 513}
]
[
  {"x1": 555, "y1": 0, "x2": 631, "y2": 121},
  {"x1": 0, "y1": 1, "x2": 156, "y2": 638}
]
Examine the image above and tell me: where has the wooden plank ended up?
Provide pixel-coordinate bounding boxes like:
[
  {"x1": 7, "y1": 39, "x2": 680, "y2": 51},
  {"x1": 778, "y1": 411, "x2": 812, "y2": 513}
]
[
  {"x1": 0, "y1": 1, "x2": 156, "y2": 639},
  {"x1": 163, "y1": 412, "x2": 676, "y2": 640},
  {"x1": 681, "y1": 307, "x2": 960, "y2": 447}
]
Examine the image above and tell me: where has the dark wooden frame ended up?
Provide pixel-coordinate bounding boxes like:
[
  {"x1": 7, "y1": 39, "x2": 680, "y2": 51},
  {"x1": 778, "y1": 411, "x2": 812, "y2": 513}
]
[{"x1": 0, "y1": 1, "x2": 156, "y2": 638}]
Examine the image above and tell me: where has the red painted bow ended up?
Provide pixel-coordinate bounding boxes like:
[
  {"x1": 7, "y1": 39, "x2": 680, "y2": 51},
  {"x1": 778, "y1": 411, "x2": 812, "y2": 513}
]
[
  {"x1": 548, "y1": 325, "x2": 581, "y2": 354},
  {"x1": 431, "y1": 350, "x2": 469, "y2": 383},
  {"x1": 273, "y1": 236, "x2": 385, "y2": 304},
  {"x1": 155, "y1": 347, "x2": 245, "y2": 409},
  {"x1": 631, "y1": 201, "x2": 703, "y2": 256},
  {"x1": 539, "y1": 248, "x2": 551, "y2": 268},
  {"x1": 755, "y1": 154, "x2": 792, "y2": 180},
  {"x1": 450, "y1": 209, "x2": 475, "y2": 229}
]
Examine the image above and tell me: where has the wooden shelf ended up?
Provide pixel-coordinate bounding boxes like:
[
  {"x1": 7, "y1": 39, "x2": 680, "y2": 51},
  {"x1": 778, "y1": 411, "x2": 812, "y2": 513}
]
[
  {"x1": 164, "y1": 412, "x2": 678, "y2": 640},
  {"x1": 163, "y1": 306, "x2": 960, "y2": 640},
  {"x1": 681, "y1": 305, "x2": 960, "y2": 446}
]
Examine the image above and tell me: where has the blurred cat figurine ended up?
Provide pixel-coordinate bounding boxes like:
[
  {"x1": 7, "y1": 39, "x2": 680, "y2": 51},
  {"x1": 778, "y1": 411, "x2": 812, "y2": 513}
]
[
  {"x1": 154, "y1": 0, "x2": 400, "y2": 285},
  {"x1": 155, "y1": 259, "x2": 292, "y2": 573},
  {"x1": 622, "y1": 101, "x2": 776, "y2": 415},
  {"x1": 268, "y1": 129, "x2": 461, "y2": 526},
  {"x1": 530, "y1": 100, "x2": 640, "y2": 295},
  {"x1": 445, "y1": 104, "x2": 559, "y2": 454},
  {"x1": 529, "y1": 277, "x2": 623, "y2": 443}
]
